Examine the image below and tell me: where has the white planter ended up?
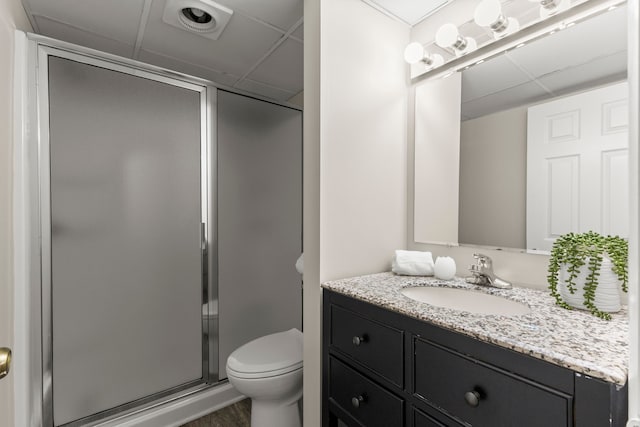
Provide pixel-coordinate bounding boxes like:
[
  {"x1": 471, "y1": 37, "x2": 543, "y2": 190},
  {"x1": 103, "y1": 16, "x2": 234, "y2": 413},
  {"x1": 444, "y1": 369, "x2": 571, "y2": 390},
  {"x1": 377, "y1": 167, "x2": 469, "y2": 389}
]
[{"x1": 558, "y1": 257, "x2": 622, "y2": 313}]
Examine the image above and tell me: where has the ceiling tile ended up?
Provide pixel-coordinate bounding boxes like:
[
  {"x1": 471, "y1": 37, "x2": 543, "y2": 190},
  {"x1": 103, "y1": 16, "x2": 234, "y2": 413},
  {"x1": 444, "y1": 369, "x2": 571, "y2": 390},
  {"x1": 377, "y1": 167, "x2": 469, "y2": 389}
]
[
  {"x1": 461, "y1": 5, "x2": 627, "y2": 120},
  {"x1": 461, "y1": 55, "x2": 530, "y2": 103},
  {"x1": 361, "y1": 0, "x2": 451, "y2": 26},
  {"x1": 291, "y1": 23, "x2": 303, "y2": 40},
  {"x1": 507, "y1": 6, "x2": 627, "y2": 78},
  {"x1": 25, "y1": 0, "x2": 144, "y2": 45},
  {"x1": 234, "y1": 79, "x2": 296, "y2": 101},
  {"x1": 247, "y1": 38, "x2": 302, "y2": 93},
  {"x1": 461, "y1": 81, "x2": 549, "y2": 121},
  {"x1": 34, "y1": 16, "x2": 134, "y2": 58},
  {"x1": 215, "y1": 0, "x2": 302, "y2": 31},
  {"x1": 142, "y1": 0, "x2": 283, "y2": 77},
  {"x1": 138, "y1": 49, "x2": 240, "y2": 87},
  {"x1": 538, "y1": 52, "x2": 627, "y2": 96}
]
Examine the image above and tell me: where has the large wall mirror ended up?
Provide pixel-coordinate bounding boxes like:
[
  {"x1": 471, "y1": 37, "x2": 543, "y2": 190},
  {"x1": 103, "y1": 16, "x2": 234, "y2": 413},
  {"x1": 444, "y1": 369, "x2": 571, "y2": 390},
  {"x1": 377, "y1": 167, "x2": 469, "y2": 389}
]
[{"x1": 414, "y1": 3, "x2": 628, "y2": 254}]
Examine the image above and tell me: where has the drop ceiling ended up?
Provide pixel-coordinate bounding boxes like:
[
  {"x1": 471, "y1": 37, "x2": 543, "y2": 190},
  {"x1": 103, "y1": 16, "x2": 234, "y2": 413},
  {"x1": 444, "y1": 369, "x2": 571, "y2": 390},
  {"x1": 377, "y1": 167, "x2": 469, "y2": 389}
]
[
  {"x1": 461, "y1": 5, "x2": 627, "y2": 120},
  {"x1": 361, "y1": 0, "x2": 627, "y2": 120},
  {"x1": 360, "y1": 0, "x2": 453, "y2": 26},
  {"x1": 21, "y1": 0, "x2": 303, "y2": 102}
]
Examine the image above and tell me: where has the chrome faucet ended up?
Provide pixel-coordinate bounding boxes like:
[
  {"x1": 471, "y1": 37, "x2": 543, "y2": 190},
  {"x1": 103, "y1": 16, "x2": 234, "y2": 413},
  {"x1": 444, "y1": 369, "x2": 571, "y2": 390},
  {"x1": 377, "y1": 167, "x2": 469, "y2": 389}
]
[{"x1": 465, "y1": 253, "x2": 512, "y2": 289}]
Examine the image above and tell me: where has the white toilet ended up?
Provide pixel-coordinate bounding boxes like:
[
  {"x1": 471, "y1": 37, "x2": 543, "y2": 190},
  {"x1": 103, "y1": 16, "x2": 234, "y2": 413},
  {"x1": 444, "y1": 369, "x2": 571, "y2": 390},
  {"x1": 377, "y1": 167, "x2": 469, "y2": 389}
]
[{"x1": 226, "y1": 328, "x2": 303, "y2": 427}]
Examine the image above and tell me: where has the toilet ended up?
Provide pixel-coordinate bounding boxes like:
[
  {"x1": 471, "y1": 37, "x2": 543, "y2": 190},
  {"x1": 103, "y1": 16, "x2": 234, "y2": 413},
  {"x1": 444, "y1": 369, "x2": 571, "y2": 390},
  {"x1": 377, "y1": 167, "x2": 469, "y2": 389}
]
[{"x1": 226, "y1": 328, "x2": 303, "y2": 427}]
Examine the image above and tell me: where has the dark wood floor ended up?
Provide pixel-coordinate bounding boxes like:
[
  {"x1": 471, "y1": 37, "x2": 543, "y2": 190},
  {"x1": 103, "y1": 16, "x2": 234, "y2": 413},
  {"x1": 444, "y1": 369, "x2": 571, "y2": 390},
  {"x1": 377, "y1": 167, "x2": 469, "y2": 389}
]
[{"x1": 181, "y1": 399, "x2": 251, "y2": 427}]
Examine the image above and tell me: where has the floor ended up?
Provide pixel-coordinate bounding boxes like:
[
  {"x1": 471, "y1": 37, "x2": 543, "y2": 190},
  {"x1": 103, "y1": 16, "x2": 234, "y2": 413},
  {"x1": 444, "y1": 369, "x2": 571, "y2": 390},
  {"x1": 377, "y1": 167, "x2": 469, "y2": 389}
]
[{"x1": 181, "y1": 399, "x2": 251, "y2": 427}]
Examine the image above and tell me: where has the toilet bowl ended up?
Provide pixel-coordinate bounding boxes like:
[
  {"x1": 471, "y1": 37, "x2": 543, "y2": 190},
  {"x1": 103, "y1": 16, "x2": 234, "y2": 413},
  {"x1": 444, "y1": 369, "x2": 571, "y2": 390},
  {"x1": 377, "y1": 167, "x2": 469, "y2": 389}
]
[{"x1": 226, "y1": 328, "x2": 303, "y2": 427}]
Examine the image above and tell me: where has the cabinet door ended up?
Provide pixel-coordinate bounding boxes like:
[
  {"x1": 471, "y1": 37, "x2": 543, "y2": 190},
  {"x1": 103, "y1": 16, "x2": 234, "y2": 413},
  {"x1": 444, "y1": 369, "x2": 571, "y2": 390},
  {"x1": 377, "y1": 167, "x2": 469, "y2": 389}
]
[{"x1": 413, "y1": 339, "x2": 572, "y2": 427}]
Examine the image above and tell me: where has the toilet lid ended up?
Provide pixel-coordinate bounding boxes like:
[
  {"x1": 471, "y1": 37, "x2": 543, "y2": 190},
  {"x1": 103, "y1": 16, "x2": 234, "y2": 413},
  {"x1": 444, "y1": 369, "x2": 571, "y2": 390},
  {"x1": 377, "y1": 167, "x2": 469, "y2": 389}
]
[{"x1": 227, "y1": 328, "x2": 303, "y2": 377}]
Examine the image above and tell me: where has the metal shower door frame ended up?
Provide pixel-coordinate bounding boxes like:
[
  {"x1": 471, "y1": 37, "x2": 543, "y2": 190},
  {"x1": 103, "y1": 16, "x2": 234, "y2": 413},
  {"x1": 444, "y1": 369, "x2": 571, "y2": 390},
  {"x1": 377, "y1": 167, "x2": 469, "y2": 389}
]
[{"x1": 28, "y1": 36, "x2": 219, "y2": 427}]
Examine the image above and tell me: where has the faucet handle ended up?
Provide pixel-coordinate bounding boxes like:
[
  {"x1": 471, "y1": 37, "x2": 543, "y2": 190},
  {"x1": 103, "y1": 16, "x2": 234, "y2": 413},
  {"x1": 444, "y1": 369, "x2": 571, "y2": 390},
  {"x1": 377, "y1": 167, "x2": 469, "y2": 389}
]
[{"x1": 473, "y1": 253, "x2": 492, "y2": 267}]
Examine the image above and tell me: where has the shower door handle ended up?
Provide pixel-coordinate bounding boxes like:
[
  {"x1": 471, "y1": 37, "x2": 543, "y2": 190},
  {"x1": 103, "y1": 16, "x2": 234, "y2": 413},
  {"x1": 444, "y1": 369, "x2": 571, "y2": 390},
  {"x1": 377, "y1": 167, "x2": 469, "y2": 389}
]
[
  {"x1": 0, "y1": 347, "x2": 11, "y2": 380},
  {"x1": 201, "y1": 222, "x2": 208, "y2": 280},
  {"x1": 201, "y1": 223, "x2": 208, "y2": 254}
]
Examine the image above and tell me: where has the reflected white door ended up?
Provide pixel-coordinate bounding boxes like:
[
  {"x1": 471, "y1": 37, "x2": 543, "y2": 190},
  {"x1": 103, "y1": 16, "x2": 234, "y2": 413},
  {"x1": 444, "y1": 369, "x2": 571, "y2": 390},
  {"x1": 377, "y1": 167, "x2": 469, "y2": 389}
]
[{"x1": 527, "y1": 82, "x2": 628, "y2": 251}]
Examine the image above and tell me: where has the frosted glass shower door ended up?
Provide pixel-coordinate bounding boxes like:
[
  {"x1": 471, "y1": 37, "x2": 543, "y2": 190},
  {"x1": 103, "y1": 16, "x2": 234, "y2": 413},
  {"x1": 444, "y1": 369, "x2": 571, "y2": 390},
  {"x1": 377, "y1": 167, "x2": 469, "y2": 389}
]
[
  {"x1": 47, "y1": 57, "x2": 205, "y2": 425},
  {"x1": 217, "y1": 90, "x2": 302, "y2": 376}
]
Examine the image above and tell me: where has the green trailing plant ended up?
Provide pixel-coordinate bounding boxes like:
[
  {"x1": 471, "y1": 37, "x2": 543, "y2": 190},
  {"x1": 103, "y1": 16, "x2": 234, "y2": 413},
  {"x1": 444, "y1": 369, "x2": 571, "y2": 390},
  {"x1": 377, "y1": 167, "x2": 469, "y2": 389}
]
[{"x1": 548, "y1": 231, "x2": 628, "y2": 320}]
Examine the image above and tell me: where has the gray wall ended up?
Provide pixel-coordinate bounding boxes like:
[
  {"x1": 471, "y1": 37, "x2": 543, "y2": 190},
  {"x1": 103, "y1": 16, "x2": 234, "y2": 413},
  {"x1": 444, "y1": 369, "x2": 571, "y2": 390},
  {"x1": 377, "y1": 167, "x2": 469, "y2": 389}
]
[{"x1": 458, "y1": 106, "x2": 527, "y2": 249}]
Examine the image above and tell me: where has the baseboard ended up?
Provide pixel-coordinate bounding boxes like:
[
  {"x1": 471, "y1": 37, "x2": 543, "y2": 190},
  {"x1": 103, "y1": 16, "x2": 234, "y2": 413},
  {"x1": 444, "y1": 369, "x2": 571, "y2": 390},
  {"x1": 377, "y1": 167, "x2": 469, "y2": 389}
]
[{"x1": 95, "y1": 383, "x2": 244, "y2": 427}]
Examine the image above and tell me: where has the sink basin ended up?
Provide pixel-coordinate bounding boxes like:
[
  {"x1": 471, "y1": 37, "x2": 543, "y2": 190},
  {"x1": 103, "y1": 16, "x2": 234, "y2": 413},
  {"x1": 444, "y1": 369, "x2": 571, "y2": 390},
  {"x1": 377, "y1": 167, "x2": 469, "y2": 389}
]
[{"x1": 400, "y1": 286, "x2": 531, "y2": 316}]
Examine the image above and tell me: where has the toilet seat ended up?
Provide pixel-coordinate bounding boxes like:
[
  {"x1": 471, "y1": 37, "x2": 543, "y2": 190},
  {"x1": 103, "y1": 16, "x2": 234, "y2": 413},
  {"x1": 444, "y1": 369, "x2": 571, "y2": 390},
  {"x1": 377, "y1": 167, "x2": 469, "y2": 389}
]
[{"x1": 227, "y1": 328, "x2": 303, "y2": 379}]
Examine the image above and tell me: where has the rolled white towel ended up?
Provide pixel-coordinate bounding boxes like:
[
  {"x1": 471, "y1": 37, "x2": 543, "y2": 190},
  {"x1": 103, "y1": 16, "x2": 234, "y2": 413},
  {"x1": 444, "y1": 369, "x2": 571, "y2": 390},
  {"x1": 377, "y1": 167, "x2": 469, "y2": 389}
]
[{"x1": 392, "y1": 250, "x2": 435, "y2": 276}]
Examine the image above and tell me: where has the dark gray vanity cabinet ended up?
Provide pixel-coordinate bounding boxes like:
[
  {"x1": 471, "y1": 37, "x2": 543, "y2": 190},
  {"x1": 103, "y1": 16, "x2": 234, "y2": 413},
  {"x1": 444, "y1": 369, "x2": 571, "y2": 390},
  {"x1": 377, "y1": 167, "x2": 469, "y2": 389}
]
[{"x1": 322, "y1": 289, "x2": 628, "y2": 427}]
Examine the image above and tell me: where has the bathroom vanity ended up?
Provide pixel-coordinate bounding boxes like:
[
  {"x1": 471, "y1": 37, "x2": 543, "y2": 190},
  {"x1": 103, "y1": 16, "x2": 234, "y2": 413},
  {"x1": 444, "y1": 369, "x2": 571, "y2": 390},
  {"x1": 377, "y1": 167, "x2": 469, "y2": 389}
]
[{"x1": 322, "y1": 273, "x2": 628, "y2": 427}]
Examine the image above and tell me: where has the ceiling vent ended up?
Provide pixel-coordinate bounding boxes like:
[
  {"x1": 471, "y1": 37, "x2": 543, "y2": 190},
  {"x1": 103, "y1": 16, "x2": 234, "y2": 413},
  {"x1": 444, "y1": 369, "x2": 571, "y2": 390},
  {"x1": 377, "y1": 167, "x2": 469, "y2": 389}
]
[{"x1": 163, "y1": 0, "x2": 233, "y2": 40}]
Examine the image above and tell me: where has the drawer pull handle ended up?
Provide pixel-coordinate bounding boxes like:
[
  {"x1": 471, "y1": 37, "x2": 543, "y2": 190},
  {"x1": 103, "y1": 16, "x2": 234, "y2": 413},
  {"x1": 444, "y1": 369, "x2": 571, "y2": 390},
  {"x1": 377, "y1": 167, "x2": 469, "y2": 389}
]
[
  {"x1": 351, "y1": 395, "x2": 365, "y2": 408},
  {"x1": 464, "y1": 390, "x2": 481, "y2": 407},
  {"x1": 352, "y1": 335, "x2": 367, "y2": 346}
]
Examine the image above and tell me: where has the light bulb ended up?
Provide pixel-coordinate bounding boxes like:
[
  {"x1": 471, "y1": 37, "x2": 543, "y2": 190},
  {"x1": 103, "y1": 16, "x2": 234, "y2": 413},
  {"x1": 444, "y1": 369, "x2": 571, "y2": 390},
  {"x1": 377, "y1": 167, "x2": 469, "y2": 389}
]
[
  {"x1": 474, "y1": 0, "x2": 520, "y2": 39},
  {"x1": 528, "y1": 0, "x2": 571, "y2": 19},
  {"x1": 403, "y1": 42, "x2": 444, "y2": 70},
  {"x1": 436, "y1": 23, "x2": 477, "y2": 56},
  {"x1": 404, "y1": 42, "x2": 425, "y2": 64}
]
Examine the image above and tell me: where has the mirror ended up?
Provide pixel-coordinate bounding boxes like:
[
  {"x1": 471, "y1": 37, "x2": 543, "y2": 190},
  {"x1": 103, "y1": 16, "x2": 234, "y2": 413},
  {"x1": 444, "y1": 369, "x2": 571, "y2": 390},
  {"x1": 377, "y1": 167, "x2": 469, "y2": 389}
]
[{"x1": 414, "y1": 4, "x2": 628, "y2": 253}]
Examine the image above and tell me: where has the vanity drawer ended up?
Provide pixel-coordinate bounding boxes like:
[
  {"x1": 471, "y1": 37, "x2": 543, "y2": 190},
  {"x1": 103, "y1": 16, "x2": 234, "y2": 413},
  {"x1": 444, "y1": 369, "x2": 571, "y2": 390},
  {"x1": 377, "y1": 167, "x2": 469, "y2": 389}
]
[
  {"x1": 412, "y1": 407, "x2": 449, "y2": 427},
  {"x1": 413, "y1": 338, "x2": 572, "y2": 427},
  {"x1": 330, "y1": 304, "x2": 404, "y2": 386},
  {"x1": 329, "y1": 356, "x2": 404, "y2": 427}
]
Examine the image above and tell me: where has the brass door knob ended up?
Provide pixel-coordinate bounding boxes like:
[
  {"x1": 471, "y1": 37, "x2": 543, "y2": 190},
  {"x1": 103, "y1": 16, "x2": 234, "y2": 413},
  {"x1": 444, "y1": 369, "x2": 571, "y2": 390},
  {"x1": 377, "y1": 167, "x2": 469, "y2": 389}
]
[{"x1": 0, "y1": 347, "x2": 11, "y2": 380}]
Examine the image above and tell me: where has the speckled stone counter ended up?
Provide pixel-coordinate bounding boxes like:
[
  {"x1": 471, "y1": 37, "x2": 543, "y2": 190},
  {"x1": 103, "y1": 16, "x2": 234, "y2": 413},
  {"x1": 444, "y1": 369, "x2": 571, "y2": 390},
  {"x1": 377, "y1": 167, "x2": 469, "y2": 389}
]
[{"x1": 321, "y1": 272, "x2": 628, "y2": 386}]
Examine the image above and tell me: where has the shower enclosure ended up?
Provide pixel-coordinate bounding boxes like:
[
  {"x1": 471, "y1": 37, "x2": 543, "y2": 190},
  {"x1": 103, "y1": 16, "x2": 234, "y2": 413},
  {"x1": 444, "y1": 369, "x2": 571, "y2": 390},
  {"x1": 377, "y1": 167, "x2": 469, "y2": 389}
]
[{"x1": 18, "y1": 34, "x2": 302, "y2": 426}]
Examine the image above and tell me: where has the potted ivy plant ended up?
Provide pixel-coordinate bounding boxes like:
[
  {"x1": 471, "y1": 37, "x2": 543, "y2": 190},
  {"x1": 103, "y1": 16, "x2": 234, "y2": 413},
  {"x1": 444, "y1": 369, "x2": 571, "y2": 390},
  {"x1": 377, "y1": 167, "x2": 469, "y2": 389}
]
[{"x1": 547, "y1": 231, "x2": 628, "y2": 320}]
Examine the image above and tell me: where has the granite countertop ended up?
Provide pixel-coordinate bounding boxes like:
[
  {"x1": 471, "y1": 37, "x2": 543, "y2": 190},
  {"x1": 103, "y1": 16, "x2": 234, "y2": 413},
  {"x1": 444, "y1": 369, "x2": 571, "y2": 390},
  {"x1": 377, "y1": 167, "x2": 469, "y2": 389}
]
[{"x1": 321, "y1": 272, "x2": 629, "y2": 386}]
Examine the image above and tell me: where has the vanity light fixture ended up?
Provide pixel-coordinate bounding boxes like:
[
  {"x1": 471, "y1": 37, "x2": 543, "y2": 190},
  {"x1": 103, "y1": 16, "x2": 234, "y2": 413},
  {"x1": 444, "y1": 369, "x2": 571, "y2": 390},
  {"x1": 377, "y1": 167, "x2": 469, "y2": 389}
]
[
  {"x1": 435, "y1": 23, "x2": 477, "y2": 56},
  {"x1": 403, "y1": 42, "x2": 445, "y2": 69},
  {"x1": 474, "y1": 0, "x2": 520, "y2": 39},
  {"x1": 528, "y1": 0, "x2": 571, "y2": 19}
]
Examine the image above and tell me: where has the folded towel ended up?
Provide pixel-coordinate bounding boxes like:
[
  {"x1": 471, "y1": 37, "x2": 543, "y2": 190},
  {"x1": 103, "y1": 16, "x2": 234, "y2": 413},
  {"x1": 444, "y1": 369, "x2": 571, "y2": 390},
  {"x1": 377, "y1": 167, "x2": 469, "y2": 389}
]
[{"x1": 392, "y1": 250, "x2": 435, "y2": 276}]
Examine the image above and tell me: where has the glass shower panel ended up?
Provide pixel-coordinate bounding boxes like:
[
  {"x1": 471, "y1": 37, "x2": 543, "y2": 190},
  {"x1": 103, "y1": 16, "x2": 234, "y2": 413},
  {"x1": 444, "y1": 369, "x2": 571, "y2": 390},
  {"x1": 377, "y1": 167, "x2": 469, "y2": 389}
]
[
  {"x1": 217, "y1": 90, "x2": 302, "y2": 377},
  {"x1": 48, "y1": 57, "x2": 204, "y2": 425}
]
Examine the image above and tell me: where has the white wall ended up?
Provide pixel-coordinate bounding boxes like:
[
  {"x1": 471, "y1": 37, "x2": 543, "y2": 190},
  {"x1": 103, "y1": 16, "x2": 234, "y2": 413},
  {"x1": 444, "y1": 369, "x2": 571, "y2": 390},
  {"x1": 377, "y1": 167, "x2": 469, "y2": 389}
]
[
  {"x1": 303, "y1": 0, "x2": 409, "y2": 425},
  {"x1": 0, "y1": 0, "x2": 31, "y2": 425},
  {"x1": 319, "y1": 0, "x2": 408, "y2": 282},
  {"x1": 414, "y1": 74, "x2": 461, "y2": 245}
]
